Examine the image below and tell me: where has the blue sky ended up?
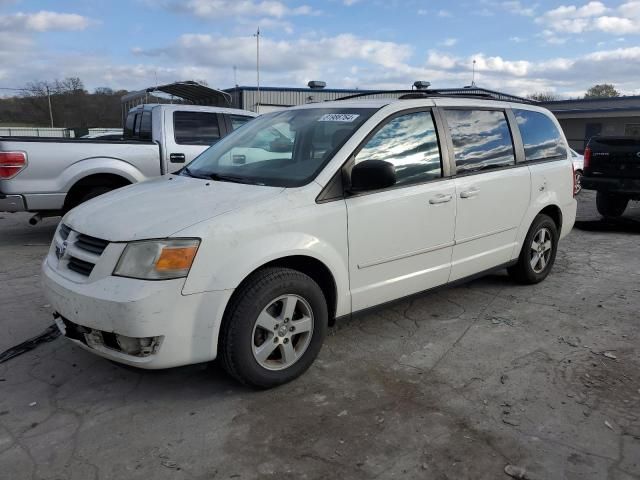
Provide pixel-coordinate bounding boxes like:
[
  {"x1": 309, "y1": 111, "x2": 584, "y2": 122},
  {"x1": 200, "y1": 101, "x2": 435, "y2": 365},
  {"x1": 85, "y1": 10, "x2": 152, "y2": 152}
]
[{"x1": 1, "y1": 0, "x2": 639, "y2": 98}]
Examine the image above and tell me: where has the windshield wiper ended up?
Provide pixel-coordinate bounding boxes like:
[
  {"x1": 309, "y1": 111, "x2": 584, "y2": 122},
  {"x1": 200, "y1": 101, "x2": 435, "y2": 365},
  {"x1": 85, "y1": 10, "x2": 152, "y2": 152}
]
[
  {"x1": 180, "y1": 166, "x2": 206, "y2": 179},
  {"x1": 208, "y1": 173, "x2": 252, "y2": 184}
]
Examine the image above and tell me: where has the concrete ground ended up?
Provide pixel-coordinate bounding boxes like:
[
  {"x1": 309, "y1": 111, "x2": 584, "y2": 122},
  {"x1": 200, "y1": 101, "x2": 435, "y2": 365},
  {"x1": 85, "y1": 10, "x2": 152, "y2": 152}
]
[{"x1": 1, "y1": 192, "x2": 639, "y2": 480}]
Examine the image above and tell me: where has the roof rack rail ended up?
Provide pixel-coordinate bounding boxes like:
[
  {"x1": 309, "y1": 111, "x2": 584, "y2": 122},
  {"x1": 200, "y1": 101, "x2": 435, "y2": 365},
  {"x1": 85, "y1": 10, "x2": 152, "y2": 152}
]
[{"x1": 334, "y1": 89, "x2": 530, "y2": 103}]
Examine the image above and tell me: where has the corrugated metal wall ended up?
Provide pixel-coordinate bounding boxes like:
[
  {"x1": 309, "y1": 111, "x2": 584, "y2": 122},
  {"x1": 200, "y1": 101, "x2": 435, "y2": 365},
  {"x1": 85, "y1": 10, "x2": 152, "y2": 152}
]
[{"x1": 240, "y1": 89, "x2": 405, "y2": 113}]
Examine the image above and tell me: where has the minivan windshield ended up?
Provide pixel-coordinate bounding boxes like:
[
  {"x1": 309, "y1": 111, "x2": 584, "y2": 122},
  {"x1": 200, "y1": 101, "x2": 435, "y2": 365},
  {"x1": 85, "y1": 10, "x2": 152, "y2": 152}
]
[{"x1": 182, "y1": 107, "x2": 377, "y2": 187}]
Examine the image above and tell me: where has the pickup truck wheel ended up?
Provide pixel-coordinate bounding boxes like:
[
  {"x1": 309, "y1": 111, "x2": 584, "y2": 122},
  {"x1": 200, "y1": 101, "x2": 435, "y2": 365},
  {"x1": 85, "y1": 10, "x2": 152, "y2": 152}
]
[
  {"x1": 508, "y1": 214, "x2": 558, "y2": 285},
  {"x1": 219, "y1": 267, "x2": 328, "y2": 388},
  {"x1": 596, "y1": 192, "x2": 628, "y2": 218},
  {"x1": 79, "y1": 186, "x2": 114, "y2": 204}
]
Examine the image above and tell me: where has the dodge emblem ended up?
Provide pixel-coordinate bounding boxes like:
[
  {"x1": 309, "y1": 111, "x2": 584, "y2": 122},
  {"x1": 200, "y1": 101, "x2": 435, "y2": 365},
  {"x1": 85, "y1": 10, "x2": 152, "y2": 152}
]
[{"x1": 55, "y1": 240, "x2": 68, "y2": 260}]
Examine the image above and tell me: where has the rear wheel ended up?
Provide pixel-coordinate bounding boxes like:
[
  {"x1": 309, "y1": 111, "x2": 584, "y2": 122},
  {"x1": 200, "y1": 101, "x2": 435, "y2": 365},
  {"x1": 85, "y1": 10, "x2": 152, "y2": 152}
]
[
  {"x1": 596, "y1": 192, "x2": 628, "y2": 218},
  {"x1": 219, "y1": 267, "x2": 328, "y2": 388},
  {"x1": 508, "y1": 214, "x2": 558, "y2": 284}
]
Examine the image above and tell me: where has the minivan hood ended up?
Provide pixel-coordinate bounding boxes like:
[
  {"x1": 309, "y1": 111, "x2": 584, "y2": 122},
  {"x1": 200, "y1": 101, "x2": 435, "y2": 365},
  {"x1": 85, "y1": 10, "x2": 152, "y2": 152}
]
[{"x1": 64, "y1": 176, "x2": 284, "y2": 241}]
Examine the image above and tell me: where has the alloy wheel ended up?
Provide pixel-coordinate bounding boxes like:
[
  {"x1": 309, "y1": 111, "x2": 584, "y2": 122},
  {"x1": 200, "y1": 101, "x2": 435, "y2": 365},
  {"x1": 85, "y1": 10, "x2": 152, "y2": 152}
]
[
  {"x1": 251, "y1": 294, "x2": 314, "y2": 371},
  {"x1": 530, "y1": 227, "x2": 553, "y2": 274}
]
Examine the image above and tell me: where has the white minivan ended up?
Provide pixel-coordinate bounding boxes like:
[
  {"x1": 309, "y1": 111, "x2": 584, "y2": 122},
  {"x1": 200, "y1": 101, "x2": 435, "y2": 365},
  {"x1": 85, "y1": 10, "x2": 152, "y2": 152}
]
[{"x1": 42, "y1": 94, "x2": 577, "y2": 388}]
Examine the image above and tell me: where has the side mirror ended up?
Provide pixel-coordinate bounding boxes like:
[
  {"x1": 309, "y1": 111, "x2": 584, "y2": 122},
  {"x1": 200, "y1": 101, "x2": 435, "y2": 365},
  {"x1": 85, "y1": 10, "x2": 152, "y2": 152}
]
[{"x1": 349, "y1": 160, "x2": 396, "y2": 192}]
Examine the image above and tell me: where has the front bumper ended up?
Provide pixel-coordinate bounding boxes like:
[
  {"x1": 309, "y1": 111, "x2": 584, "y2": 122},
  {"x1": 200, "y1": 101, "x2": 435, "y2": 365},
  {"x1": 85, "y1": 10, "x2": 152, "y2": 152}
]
[
  {"x1": 582, "y1": 177, "x2": 640, "y2": 196},
  {"x1": 42, "y1": 257, "x2": 233, "y2": 369},
  {"x1": 0, "y1": 193, "x2": 26, "y2": 212}
]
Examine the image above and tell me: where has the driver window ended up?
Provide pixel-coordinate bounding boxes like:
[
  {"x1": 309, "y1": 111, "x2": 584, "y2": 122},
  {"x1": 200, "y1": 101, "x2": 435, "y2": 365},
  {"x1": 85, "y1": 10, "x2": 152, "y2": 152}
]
[{"x1": 355, "y1": 111, "x2": 442, "y2": 187}]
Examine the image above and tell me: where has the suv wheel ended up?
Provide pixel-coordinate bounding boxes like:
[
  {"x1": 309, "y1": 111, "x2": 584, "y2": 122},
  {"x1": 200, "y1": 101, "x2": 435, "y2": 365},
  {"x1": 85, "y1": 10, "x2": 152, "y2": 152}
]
[
  {"x1": 508, "y1": 214, "x2": 558, "y2": 284},
  {"x1": 596, "y1": 192, "x2": 628, "y2": 218},
  {"x1": 219, "y1": 267, "x2": 328, "y2": 388}
]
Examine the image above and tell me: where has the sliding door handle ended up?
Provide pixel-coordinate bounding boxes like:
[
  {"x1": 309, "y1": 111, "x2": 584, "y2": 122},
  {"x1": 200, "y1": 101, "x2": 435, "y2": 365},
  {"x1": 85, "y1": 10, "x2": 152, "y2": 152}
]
[
  {"x1": 460, "y1": 188, "x2": 480, "y2": 199},
  {"x1": 429, "y1": 194, "x2": 453, "y2": 205}
]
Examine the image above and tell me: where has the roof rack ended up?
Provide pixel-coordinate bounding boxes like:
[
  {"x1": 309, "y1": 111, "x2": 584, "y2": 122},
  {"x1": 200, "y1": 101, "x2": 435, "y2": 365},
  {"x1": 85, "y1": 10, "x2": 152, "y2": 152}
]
[{"x1": 334, "y1": 89, "x2": 530, "y2": 103}]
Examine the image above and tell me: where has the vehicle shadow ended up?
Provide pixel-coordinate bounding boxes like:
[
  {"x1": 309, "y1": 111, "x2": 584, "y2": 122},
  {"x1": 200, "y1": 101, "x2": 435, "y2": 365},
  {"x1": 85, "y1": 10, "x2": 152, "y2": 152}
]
[{"x1": 574, "y1": 217, "x2": 640, "y2": 234}]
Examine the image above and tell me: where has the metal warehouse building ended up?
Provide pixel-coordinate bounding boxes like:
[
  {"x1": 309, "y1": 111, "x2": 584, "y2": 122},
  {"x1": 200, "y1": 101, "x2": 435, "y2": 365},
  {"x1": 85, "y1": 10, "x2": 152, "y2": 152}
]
[{"x1": 224, "y1": 85, "x2": 530, "y2": 113}]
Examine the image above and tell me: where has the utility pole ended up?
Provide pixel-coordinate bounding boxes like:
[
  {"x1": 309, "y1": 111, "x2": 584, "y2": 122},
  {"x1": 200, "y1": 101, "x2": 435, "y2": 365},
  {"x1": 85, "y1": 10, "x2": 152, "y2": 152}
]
[
  {"x1": 233, "y1": 65, "x2": 238, "y2": 87},
  {"x1": 253, "y1": 27, "x2": 261, "y2": 113},
  {"x1": 46, "y1": 85, "x2": 54, "y2": 127},
  {"x1": 471, "y1": 59, "x2": 477, "y2": 87}
]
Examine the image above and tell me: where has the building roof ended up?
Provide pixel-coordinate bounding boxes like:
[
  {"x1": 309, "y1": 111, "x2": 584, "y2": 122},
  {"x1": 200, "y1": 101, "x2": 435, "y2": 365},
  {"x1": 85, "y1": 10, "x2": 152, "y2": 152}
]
[{"x1": 121, "y1": 81, "x2": 232, "y2": 106}]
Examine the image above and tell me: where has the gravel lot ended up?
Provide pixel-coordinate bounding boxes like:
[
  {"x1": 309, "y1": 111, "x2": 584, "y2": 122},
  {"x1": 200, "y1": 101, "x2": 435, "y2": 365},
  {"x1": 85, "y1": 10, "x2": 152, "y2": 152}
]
[{"x1": 1, "y1": 192, "x2": 639, "y2": 480}]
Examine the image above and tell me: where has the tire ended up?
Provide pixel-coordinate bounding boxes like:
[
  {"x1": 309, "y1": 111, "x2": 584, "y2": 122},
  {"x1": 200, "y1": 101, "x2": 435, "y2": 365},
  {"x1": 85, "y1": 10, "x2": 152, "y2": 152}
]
[
  {"x1": 219, "y1": 267, "x2": 328, "y2": 388},
  {"x1": 79, "y1": 186, "x2": 114, "y2": 204},
  {"x1": 508, "y1": 214, "x2": 558, "y2": 285},
  {"x1": 64, "y1": 186, "x2": 115, "y2": 213},
  {"x1": 596, "y1": 192, "x2": 628, "y2": 218},
  {"x1": 574, "y1": 170, "x2": 583, "y2": 195}
]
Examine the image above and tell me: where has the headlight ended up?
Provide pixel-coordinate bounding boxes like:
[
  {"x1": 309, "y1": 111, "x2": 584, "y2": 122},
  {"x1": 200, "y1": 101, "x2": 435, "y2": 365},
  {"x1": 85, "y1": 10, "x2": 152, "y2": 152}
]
[{"x1": 114, "y1": 238, "x2": 200, "y2": 280}]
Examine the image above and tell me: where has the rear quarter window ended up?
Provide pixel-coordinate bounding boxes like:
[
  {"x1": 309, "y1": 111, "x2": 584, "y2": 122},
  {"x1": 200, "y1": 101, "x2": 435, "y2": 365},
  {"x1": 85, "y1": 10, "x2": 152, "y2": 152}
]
[{"x1": 514, "y1": 109, "x2": 566, "y2": 162}]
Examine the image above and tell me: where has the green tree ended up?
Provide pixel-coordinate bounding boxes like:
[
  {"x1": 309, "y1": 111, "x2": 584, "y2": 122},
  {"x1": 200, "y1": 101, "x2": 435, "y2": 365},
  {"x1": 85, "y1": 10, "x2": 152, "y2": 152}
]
[{"x1": 584, "y1": 84, "x2": 619, "y2": 99}]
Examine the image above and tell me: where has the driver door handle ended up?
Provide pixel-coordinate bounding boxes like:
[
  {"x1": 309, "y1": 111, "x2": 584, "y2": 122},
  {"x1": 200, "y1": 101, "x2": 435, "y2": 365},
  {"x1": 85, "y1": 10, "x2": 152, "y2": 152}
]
[
  {"x1": 429, "y1": 194, "x2": 453, "y2": 205},
  {"x1": 460, "y1": 188, "x2": 480, "y2": 199}
]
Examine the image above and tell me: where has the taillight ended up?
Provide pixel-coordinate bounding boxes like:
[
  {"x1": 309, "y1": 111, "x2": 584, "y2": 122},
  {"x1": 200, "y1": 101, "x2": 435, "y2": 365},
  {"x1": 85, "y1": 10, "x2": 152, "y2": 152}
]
[
  {"x1": 583, "y1": 146, "x2": 591, "y2": 170},
  {"x1": 0, "y1": 151, "x2": 27, "y2": 179}
]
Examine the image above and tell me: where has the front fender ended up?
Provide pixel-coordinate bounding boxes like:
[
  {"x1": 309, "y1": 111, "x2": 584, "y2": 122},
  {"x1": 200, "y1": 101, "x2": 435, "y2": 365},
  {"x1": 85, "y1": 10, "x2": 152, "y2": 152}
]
[{"x1": 181, "y1": 196, "x2": 351, "y2": 317}]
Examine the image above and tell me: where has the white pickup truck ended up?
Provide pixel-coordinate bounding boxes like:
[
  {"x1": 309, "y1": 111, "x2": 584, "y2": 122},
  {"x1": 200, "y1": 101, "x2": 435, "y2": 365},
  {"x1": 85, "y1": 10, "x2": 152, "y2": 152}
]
[{"x1": 0, "y1": 104, "x2": 256, "y2": 223}]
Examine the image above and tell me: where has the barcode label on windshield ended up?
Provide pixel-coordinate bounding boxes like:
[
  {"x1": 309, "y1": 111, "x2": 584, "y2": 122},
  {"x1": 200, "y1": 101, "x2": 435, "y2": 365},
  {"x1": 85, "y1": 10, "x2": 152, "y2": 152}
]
[{"x1": 319, "y1": 114, "x2": 360, "y2": 122}]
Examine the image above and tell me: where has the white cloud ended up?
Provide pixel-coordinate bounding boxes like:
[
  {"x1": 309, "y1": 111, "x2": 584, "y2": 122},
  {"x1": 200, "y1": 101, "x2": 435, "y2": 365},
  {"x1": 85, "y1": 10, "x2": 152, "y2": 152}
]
[
  {"x1": 437, "y1": 9, "x2": 452, "y2": 17},
  {"x1": 173, "y1": 0, "x2": 318, "y2": 19},
  {"x1": 502, "y1": 1, "x2": 537, "y2": 16},
  {"x1": 594, "y1": 15, "x2": 640, "y2": 34},
  {"x1": 538, "y1": 1, "x2": 640, "y2": 35},
  {"x1": 0, "y1": 11, "x2": 91, "y2": 32},
  {"x1": 439, "y1": 38, "x2": 458, "y2": 47}
]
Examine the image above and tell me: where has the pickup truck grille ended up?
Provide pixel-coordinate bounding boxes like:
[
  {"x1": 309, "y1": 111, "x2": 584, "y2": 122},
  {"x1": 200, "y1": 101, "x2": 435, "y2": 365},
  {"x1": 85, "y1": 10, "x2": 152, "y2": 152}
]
[{"x1": 55, "y1": 224, "x2": 110, "y2": 278}]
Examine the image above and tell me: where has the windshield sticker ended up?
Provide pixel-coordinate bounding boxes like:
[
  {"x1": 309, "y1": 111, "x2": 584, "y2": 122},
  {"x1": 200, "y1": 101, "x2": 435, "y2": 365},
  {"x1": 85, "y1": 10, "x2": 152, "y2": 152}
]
[{"x1": 319, "y1": 113, "x2": 360, "y2": 123}]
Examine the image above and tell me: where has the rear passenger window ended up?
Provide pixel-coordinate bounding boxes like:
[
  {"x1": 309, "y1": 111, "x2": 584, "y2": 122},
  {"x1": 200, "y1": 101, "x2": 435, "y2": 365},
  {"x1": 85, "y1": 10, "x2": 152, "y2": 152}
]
[
  {"x1": 139, "y1": 112, "x2": 152, "y2": 141},
  {"x1": 174, "y1": 112, "x2": 221, "y2": 145},
  {"x1": 229, "y1": 115, "x2": 253, "y2": 130},
  {"x1": 445, "y1": 110, "x2": 515, "y2": 174},
  {"x1": 355, "y1": 111, "x2": 442, "y2": 187},
  {"x1": 514, "y1": 109, "x2": 566, "y2": 162}
]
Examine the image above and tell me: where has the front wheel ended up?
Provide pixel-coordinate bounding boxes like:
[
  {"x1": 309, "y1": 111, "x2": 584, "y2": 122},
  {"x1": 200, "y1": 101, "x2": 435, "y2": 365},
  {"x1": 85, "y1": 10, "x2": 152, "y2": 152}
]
[
  {"x1": 508, "y1": 214, "x2": 558, "y2": 284},
  {"x1": 219, "y1": 267, "x2": 328, "y2": 388},
  {"x1": 596, "y1": 192, "x2": 628, "y2": 218}
]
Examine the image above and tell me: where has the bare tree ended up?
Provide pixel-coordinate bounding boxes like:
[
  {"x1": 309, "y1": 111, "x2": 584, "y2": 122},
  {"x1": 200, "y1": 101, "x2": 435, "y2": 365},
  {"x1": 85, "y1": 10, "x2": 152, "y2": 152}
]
[{"x1": 527, "y1": 91, "x2": 558, "y2": 102}]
